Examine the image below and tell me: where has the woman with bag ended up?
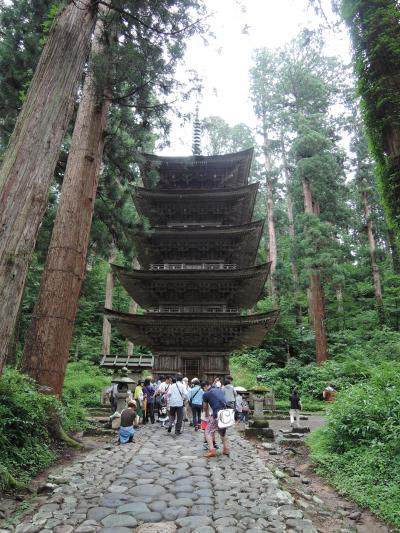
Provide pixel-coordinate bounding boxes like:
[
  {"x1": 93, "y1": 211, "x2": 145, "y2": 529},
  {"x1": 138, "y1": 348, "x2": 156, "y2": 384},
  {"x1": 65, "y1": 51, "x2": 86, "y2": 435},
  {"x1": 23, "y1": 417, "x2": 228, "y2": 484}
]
[{"x1": 189, "y1": 378, "x2": 203, "y2": 430}]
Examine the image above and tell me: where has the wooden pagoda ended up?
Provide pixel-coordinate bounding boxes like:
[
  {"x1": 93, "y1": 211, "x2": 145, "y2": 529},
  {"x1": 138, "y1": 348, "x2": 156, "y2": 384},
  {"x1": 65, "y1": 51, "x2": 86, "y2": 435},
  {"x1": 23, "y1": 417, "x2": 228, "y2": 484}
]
[{"x1": 105, "y1": 148, "x2": 278, "y2": 380}]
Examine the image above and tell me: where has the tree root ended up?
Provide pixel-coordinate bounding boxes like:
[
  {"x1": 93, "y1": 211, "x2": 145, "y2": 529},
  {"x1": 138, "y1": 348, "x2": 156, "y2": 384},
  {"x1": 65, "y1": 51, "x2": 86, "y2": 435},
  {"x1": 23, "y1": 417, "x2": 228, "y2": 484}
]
[
  {"x1": 48, "y1": 409, "x2": 83, "y2": 449},
  {"x1": 0, "y1": 467, "x2": 26, "y2": 491}
]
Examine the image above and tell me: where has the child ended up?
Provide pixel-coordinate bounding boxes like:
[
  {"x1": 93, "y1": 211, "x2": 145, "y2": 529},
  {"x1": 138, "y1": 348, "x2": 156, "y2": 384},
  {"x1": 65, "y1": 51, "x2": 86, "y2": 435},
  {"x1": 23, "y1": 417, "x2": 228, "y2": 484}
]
[{"x1": 158, "y1": 405, "x2": 169, "y2": 427}]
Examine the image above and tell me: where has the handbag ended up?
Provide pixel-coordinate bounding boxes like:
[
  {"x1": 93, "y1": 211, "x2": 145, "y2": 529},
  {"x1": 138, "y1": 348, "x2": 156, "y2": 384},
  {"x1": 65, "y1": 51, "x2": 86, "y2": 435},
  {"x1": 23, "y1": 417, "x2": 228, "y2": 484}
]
[{"x1": 217, "y1": 408, "x2": 235, "y2": 428}]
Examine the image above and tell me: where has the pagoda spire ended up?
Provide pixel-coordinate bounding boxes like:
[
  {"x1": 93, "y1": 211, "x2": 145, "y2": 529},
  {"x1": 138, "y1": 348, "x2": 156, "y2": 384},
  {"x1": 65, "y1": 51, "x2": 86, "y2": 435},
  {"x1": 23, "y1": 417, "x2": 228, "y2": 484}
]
[{"x1": 192, "y1": 105, "x2": 201, "y2": 156}]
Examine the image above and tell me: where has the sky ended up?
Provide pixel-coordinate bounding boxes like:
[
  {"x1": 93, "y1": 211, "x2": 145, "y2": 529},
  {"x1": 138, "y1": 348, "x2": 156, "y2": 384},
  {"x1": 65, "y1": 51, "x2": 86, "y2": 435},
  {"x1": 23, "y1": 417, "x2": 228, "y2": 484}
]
[{"x1": 160, "y1": 0, "x2": 352, "y2": 156}]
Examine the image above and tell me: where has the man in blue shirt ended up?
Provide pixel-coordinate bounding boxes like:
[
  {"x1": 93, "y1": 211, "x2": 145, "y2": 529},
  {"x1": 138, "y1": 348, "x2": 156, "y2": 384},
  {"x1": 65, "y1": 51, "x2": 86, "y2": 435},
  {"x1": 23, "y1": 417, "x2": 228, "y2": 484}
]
[{"x1": 202, "y1": 380, "x2": 229, "y2": 458}]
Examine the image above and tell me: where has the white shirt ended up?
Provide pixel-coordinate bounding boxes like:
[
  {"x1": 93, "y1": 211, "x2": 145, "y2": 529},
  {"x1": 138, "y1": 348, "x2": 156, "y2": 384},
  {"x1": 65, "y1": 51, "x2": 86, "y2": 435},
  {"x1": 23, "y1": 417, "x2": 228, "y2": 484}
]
[{"x1": 168, "y1": 382, "x2": 188, "y2": 407}]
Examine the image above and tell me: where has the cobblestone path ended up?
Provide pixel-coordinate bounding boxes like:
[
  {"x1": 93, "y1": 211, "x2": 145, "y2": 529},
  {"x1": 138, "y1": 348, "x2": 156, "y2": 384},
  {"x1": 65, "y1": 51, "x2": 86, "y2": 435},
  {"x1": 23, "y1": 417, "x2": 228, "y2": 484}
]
[{"x1": 11, "y1": 425, "x2": 319, "y2": 533}]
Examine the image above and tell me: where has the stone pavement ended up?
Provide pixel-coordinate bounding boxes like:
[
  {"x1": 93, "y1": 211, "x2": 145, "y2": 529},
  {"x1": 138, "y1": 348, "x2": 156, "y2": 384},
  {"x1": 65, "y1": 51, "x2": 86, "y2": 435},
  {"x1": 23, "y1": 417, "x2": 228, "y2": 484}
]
[{"x1": 10, "y1": 424, "x2": 319, "y2": 533}]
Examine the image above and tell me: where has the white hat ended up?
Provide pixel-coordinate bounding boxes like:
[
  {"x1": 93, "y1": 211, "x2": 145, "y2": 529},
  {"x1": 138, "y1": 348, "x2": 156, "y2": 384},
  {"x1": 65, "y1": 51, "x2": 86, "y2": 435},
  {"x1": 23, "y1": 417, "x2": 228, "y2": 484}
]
[{"x1": 183, "y1": 376, "x2": 189, "y2": 382}]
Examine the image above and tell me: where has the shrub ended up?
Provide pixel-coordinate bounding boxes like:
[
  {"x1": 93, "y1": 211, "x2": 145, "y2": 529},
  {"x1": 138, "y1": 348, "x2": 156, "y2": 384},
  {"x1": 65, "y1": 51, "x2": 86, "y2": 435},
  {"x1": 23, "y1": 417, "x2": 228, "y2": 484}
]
[
  {"x1": 309, "y1": 362, "x2": 400, "y2": 528},
  {"x1": 0, "y1": 369, "x2": 58, "y2": 488}
]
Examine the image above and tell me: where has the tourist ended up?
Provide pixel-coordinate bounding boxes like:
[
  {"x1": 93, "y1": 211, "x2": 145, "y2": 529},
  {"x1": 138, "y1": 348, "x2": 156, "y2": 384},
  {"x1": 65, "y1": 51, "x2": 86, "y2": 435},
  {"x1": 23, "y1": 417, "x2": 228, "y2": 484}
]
[
  {"x1": 182, "y1": 376, "x2": 191, "y2": 423},
  {"x1": 212, "y1": 376, "x2": 222, "y2": 388},
  {"x1": 241, "y1": 396, "x2": 250, "y2": 425},
  {"x1": 189, "y1": 378, "x2": 203, "y2": 430},
  {"x1": 235, "y1": 392, "x2": 243, "y2": 423},
  {"x1": 142, "y1": 378, "x2": 156, "y2": 424},
  {"x1": 202, "y1": 380, "x2": 229, "y2": 457},
  {"x1": 155, "y1": 375, "x2": 165, "y2": 418},
  {"x1": 134, "y1": 379, "x2": 144, "y2": 425},
  {"x1": 167, "y1": 374, "x2": 188, "y2": 435},
  {"x1": 323, "y1": 383, "x2": 337, "y2": 402},
  {"x1": 106, "y1": 381, "x2": 118, "y2": 414},
  {"x1": 223, "y1": 376, "x2": 237, "y2": 409},
  {"x1": 156, "y1": 376, "x2": 171, "y2": 421},
  {"x1": 289, "y1": 389, "x2": 302, "y2": 429},
  {"x1": 118, "y1": 400, "x2": 136, "y2": 444}
]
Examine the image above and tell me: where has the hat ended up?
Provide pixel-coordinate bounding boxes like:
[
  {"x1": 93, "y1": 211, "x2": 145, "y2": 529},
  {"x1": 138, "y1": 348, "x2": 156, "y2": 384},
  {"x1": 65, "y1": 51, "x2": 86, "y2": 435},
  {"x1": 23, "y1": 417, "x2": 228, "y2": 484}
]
[{"x1": 183, "y1": 377, "x2": 189, "y2": 382}]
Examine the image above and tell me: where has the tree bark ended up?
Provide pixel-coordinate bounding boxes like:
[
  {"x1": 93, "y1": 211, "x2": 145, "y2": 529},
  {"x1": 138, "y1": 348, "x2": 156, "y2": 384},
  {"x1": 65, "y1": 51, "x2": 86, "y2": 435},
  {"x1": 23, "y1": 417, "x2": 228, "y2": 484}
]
[
  {"x1": 363, "y1": 191, "x2": 385, "y2": 324},
  {"x1": 302, "y1": 177, "x2": 328, "y2": 364},
  {"x1": 387, "y1": 228, "x2": 400, "y2": 274},
  {"x1": 281, "y1": 140, "x2": 301, "y2": 321},
  {"x1": 20, "y1": 11, "x2": 111, "y2": 395},
  {"x1": 102, "y1": 250, "x2": 116, "y2": 356},
  {"x1": 335, "y1": 285, "x2": 344, "y2": 330},
  {"x1": 0, "y1": 0, "x2": 97, "y2": 376},
  {"x1": 263, "y1": 136, "x2": 278, "y2": 303}
]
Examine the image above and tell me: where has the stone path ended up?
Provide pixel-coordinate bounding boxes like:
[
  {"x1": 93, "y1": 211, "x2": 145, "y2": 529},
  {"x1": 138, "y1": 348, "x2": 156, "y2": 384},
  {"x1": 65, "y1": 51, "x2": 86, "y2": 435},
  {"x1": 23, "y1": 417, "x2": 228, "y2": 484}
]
[{"x1": 10, "y1": 424, "x2": 321, "y2": 533}]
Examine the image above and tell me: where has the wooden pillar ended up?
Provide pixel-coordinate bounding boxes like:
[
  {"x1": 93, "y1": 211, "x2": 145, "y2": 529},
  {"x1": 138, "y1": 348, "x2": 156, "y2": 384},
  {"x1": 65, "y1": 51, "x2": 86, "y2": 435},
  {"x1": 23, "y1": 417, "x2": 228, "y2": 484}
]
[
  {"x1": 102, "y1": 250, "x2": 116, "y2": 356},
  {"x1": 127, "y1": 257, "x2": 140, "y2": 356}
]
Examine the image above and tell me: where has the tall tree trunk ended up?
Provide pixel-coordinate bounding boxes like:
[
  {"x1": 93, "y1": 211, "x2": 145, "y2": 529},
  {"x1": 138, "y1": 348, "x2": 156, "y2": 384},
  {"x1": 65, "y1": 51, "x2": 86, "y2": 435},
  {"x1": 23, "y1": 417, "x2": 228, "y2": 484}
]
[
  {"x1": 335, "y1": 285, "x2": 344, "y2": 330},
  {"x1": 0, "y1": 0, "x2": 97, "y2": 376},
  {"x1": 263, "y1": 137, "x2": 278, "y2": 303},
  {"x1": 20, "y1": 12, "x2": 111, "y2": 395},
  {"x1": 387, "y1": 228, "x2": 400, "y2": 274},
  {"x1": 363, "y1": 191, "x2": 385, "y2": 324},
  {"x1": 127, "y1": 257, "x2": 139, "y2": 356},
  {"x1": 281, "y1": 140, "x2": 301, "y2": 321},
  {"x1": 302, "y1": 178, "x2": 328, "y2": 364},
  {"x1": 102, "y1": 250, "x2": 116, "y2": 356}
]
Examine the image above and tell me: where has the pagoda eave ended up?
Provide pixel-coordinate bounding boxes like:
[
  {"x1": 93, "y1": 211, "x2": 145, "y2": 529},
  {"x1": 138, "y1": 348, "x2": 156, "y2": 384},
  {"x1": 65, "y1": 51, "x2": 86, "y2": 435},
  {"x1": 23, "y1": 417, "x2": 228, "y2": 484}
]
[
  {"x1": 140, "y1": 148, "x2": 253, "y2": 189},
  {"x1": 111, "y1": 263, "x2": 271, "y2": 308},
  {"x1": 133, "y1": 183, "x2": 258, "y2": 226},
  {"x1": 132, "y1": 220, "x2": 265, "y2": 269},
  {"x1": 104, "y1": 308, "x2": 279, "y2": 352}
]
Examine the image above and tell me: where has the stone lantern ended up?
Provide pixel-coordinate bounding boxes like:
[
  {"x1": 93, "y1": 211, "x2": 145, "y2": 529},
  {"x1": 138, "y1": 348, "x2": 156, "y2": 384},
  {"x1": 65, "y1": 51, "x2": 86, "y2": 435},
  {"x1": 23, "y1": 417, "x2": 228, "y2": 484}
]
[{"x1": 110, "y1": 367, "x2": 135, "y2": 428}]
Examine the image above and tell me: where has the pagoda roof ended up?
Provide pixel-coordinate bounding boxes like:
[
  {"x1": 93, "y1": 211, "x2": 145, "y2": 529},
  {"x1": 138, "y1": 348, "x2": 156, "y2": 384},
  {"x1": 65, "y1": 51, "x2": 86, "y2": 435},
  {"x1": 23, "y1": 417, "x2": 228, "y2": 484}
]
[
  {"x1": 140, "y1": 148, "x2": 253, "y2": 190},
  {"x1": 111, "y1": 263, "x2": 270, "y2": 309},
  {"x1": 132, "y1": 220, "x2": 264, "y2": 269},
  {"x1": 134, "y1": 183, "x2": 258, "y2": 226},
  {"x1": 105, "y1": 309, "x2": 279, "y2": 352},
  {"x1": 99, "y1": 353, "x2": 154, "y2": 370}
]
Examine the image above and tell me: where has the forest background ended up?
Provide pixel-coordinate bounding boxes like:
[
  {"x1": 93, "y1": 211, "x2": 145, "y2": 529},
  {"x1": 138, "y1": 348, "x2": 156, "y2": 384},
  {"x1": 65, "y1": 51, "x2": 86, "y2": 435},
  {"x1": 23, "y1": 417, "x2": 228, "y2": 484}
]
[{"x1": 0, "y1": 0, "x2": 399, "y2": 528}]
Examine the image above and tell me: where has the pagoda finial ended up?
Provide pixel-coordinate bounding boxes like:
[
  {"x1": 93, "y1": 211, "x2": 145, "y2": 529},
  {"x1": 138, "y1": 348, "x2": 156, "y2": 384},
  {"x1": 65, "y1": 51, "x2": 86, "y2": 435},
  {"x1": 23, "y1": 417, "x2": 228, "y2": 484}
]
[{"x1": 192, "y1": 104, "x2": 201, "y2": 156}]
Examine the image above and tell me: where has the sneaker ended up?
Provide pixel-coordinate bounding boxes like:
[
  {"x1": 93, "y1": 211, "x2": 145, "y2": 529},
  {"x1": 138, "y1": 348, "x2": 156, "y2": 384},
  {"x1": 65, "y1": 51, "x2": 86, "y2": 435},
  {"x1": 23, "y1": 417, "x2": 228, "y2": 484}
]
[
  {"x1": 205, "y1": 449, "x2": 216, "y2": 458},
  {"x1": 167, "y1": 426, "x2": 172, "y2": 433},
  {"x1": 214, "y1": 443, "x2": 219, "y2": 450},
  {"x1": 195, "y1": 426, "x2": 199, "y2": 431}
]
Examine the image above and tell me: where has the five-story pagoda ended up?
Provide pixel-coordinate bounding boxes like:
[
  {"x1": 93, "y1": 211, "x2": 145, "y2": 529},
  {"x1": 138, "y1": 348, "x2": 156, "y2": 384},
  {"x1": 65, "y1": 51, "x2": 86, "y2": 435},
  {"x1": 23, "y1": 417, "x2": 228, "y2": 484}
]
[{"x1": 105, "y1": 147, "x2": 278, "y2": 380}]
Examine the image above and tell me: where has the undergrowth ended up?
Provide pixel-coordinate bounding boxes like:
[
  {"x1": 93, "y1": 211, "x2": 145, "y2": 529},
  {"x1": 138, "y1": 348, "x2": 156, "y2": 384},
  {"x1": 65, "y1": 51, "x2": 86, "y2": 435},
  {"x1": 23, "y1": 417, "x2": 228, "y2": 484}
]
[
  {"x1": 308, "y1": 362, "x2": 400, "y2": 529},
  {"x1": 0, "y1": 362, "x2": 110, "y2": 490}
]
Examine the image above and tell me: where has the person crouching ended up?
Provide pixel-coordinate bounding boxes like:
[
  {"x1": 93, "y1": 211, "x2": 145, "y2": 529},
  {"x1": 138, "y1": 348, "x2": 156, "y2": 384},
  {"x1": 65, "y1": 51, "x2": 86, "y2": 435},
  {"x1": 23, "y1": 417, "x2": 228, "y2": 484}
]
[{"x1": 119, "y1": 400, "x2": 136, "y2": 444}]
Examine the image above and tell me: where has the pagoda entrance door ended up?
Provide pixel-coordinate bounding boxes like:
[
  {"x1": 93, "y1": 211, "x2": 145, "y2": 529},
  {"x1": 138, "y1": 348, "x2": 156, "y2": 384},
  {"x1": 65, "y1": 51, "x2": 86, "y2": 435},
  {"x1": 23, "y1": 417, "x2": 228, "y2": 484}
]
[{"x1": 183, "y1": 358, "x2": 201, "y2": 381}]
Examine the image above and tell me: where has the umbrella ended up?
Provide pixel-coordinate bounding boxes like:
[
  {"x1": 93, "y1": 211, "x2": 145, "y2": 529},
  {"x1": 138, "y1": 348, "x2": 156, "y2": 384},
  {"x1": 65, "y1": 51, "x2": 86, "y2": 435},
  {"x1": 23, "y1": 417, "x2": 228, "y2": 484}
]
[{"x1": 234, "y1": 386, "x2": 247, "y2": 392}]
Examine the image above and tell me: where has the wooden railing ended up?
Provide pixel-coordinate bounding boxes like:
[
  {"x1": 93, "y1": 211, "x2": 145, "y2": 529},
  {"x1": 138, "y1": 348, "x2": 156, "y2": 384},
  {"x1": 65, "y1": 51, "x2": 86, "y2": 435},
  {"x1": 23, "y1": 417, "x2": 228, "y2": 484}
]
[
  {"x1": 150, "y1": 263, "x2": 237, "y2": 271},
  {"x1": 147, "y1": 306, "x2": 239, "y2": 314}
]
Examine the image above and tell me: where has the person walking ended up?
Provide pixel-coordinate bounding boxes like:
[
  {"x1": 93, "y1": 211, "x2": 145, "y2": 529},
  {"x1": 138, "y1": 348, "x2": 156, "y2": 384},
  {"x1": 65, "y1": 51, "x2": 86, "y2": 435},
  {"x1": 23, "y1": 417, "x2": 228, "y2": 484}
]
[
  {"x1": 202, "y1": 380, "x2": 229, "y2": 458},
  {"x1": 133, "y1": 380, "x2": 144, "y2": 425},
  {"x1": 142, "y1": 378, "x2": 156, "y2": 424},
  {"x1": 167, "y1": 374, "x2": 188, "y2": 435},
  {"x1": 289, "y1": 389, "x2": 302, "y2": 429},
  {"x1": 223, "y1": 376, "x2": 237, "y2": 409},
  {"x1": 189, "y1": 378, "x2": 203, "y2": 430},
  {"x1": 182, "y1": 376, "x2": 191, "y2": 423}
]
